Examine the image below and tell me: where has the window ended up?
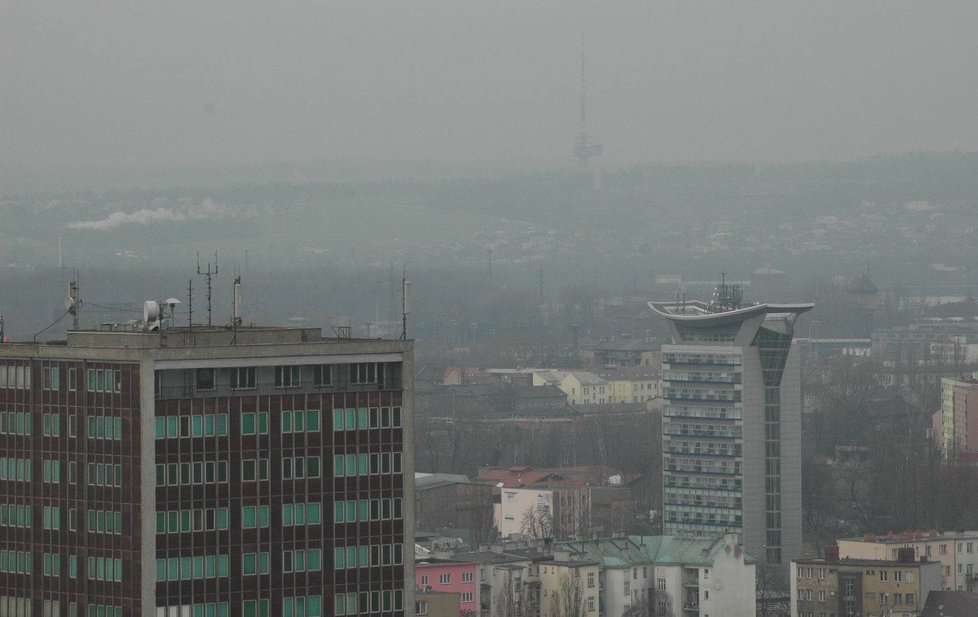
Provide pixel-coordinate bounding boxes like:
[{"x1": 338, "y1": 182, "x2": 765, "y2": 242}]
[
  {"x1": 462, "y1": 571, "x2": 474, "y2": 582},
  {"x1": 879, "y1": 570, "x2": 888, "y2": 582},
  {"x1": 275, "y1": 365, "x2": 301, "y2": 388},
  {"x1": 68, "y1": 368, "x2": 77, "y2": 390},
  {"x1": 351, "y1": 362, "x2": 378, "y2": 384},
  {"x1": 940, "y1": 544, "x2": 948, "y2": 555},
  {"x1": 195, "y1": 369, "x2": 215, "y2": 390},
  {"x1": 313, "y1": 365, "x2": 332, "y2": 387},
  {"x1": 416, "y1": 602, "x2": 429, "y2": 616},
  {"x1": 439, "y1": 573, "x2": 451, "y2": 584},
  {"x1": 242, "y1": 459, "x2": 268, "y2": 482},
  {"x1": 462, "y1": 593, "x2": 473, "y2": 603},
  {"x1": 230, "y1": 367, "x2": 256, "y2": 389}
]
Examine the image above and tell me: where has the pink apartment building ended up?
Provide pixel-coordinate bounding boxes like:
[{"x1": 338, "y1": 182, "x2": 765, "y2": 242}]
[{"x1": 416, "y1": 559, "x2": 479, "y2": 615}]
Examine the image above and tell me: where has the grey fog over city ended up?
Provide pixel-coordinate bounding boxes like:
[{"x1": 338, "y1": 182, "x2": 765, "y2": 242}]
[{"x1": 2, "y1": 3, "x2": 978, "y2": 617}]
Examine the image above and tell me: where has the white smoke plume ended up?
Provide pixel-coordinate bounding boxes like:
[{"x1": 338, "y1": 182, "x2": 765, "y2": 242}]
[{"x1": 66, "y1": 199, "x2": 226, "y2": 230}]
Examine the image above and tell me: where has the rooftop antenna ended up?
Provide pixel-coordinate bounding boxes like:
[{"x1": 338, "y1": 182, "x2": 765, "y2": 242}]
[
  {"x1": 231, "y1": 272, "x2": 243, "y2": 345},
  {"x1": 572, "y1": 28, "x2": 602, "y2": 170},
  {"x1": 65, "y1": 276, "x2": 81, "y2": 330},
  {"x1": 197, "y1": 251, "x2": 218, "y2": 327},
  {"x1": 400, "y1": 266, "x2": 410, "y2": 341},
  {"x1": 187, "y1": 278, "x2": 193, "y2": 332}
]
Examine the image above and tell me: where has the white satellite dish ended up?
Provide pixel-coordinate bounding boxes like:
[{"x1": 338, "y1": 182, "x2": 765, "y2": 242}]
[{"x1": 143, "y1": 301, "x2": 160, "y2": 331}]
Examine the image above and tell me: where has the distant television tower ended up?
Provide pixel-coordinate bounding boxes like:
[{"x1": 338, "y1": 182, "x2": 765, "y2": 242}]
[{"x1": 573, "y1": 30, "x2": 602, "y2": 169}]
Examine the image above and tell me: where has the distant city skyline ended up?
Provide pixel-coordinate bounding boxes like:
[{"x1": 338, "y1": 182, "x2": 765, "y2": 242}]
[{"x1": 3, "y1": 2, "x2": 978, "y2": 172}]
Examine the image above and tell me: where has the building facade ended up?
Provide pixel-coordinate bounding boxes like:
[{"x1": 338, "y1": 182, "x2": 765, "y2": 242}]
[
  {"x1": 650, "y1": 297, "x2": 812, "y2": 567},
  {"x1": 838, "y1": 530, "x2": 978, "y2": 592},
  {"x1": 940, "y1": 374, "x2": 978, "y2": 460},
  {"x1": 0, "y1": 325, "x2": 413, "y2": 617},
  {"x1": 790, "y1": 556, "x2": 941, "y2": 617},
  {"x1": 415, "y1": 560, "x2": 478, "y2": 614}
]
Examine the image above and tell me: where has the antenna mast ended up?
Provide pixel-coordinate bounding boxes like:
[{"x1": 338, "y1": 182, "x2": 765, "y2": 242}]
[
  {"x1": 66, "y1": 276, "x2": 81, "y2": 330},
  {"x1": 400, "y1": 266, "x2": 410, "y2": 341},
  {"x1": 197, "y1": 251, "x2": 218, "y2": 327},
  {"x1": 187, "y1": 279, "x2": 193, "y2": 331}
]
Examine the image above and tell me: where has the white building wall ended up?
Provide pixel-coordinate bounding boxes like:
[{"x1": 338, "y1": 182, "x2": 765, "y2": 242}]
[{"x1": 496, "y1": 488, "x2": 554, "y2": 539}]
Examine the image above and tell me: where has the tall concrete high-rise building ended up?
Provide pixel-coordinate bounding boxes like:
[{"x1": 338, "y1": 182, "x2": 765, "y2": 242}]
[
  {"x1": 650, "y1": 288, "x2": 812, "y2": 567},
  {"x1": 0, "y1": 324, "x2": 413, "y2": 617}
]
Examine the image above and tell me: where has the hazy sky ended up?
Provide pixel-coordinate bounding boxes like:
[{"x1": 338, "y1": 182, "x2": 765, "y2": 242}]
[{"x1": 3, "y1": 2, "x2": 978, "y2": 171}]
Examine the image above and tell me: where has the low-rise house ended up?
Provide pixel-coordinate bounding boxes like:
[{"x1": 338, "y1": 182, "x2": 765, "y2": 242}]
[
  {"x1": 416, "y1": 559, "x2": 480, "y2": 615},
  {"x1": 557, "y1": 533, "x2": 756, "y2": 617},
  {"x1": 838, "y1": 529, "x2": 978, "y2": 591},
  {"x1": 791, "y1": 552, "x2": 941, "y2": 617},
  {"x1": 595, "y1": 366, "x2": 662, "y2": 407},
  {"x1": 477, "y1": 466, "x2": 627, "y2": 541}
]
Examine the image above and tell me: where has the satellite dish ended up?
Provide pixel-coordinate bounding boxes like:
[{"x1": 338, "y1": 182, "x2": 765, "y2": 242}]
[
  {"x1": 143, "y1": 301, "x2": 160, "y2": 331},
  {"x1": 64, "y1": 296, "x2": 75, "y2": 310},
  {"x1": 165, "y1": 298, "x2": 181, "y2": 310}
]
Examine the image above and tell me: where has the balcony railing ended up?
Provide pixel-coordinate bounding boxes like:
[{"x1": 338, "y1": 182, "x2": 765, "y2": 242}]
[{"x1": 156, "y1": 380, "x2": 393, "y2": 399}]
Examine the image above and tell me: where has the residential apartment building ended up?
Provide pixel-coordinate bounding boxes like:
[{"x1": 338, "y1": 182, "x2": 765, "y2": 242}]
[
  {"x1": 415, "y1": 559, "x2": 478, "y2": 614},
  {"x1": 939, "y1": 374, "x2": 978, "y2": 460},
  {"x1": 556, "y1": 533, "x2": 756, "y2": 617},
  {"x1": 0, "y1": 325, "x2": 413, "y2": 617},
  {"x1": 838, "y1": 530, "x2": 978, "y2": 592},
  {"x1": 531, "y1": 371, "x2": 610, "y2": 406},
  {"x1": 594, "y1": 366, "x2": 662, "y2": 407},
  {"x1": 538, "y1": 559, "x2": 600, "y2": 617},
  {"x1": 650, "y1": 296, "x2": 812, "y2": 567},
  {"x1": 790, "y1": 555, "x2": 941, "y2": 617}
]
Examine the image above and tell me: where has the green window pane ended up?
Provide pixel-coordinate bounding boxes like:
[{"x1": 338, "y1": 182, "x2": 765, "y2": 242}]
[
  {"x1": 306, "y1": 410, "x2": 320, "y2": 431},
  {"x1": 283, "y1": 599, "x2": 293, "y2": 617},
  {"x1": 308, "y1": 549, "x2": 321, "y2": 571},
  {"x1": 243, "y1": 553, "x2": 256, "y2": 575},
  {"x1": 167, "y1": 557, "x2": 178, "y2": 581},
  {"x1": 191, "y1": 415, "x2": 203, "y2": 437},
  {"x1": 307, "y1": 502, "x2": 321, "y2": 524},
  {"x1": 334, "y1": 547, "x2": 345, "y2": 569},
  {"x1": 308, "y1": 597, "x2": 321, "y2": 617},
  {"x1": 104, "y1": 417, "x2": 113, "y2": 439},
  {"x1": 333, "y1": 455, "x2": 344, "y2": 477},
  {"x1": 258, "y1": 506, "x2": 269, "y2": 528},
  {"x1": 241, "y1": 413, "x2": 255, "y2": 435},
  {"x1": 205, "y1": 414, "x2": 216, "y2": 436},
  {"x1": 293, "y1": 411, "x2": 304, "y2": 433},
  {"x1": 295, "y1": 549, "x2": 305, "y2": 571},
  {"x1": 257, "y1": 412, "x2": 268, "y2": 434},
  {"x1": 243, "y1": 601, "x2": 256, "y2": 617},
  {"x1": 217, "y1": 508, "x2": 228, "y2": 530},
  {"x1": 358, "y1": 546, "x2": 368, "y2": 568},
  {"x1": 193, "y1": 556, "x2": 203, "y2": 579},
  {"x1": 346, "y1": 454, "x2": 356, "y2": 477},
  {"x1": 358, "y1": 407, "x2": 368, "y2": 429},
  {"x1": 359, "y1": 500, "x2": 369, "y2": 520},
  {"x1": 333, "y1": 409, "x2": 344, "y2": 431},
  {"x1": 180, "y1": 557, "x2": 191, "y2": 579},
  {"x1": 155, "y1": 417, "x2": 165, "y2": 439},
  {"x1": 166, "y1": 416, "x2": 178, "y2": 438},
  {"x1": 114, "y1": 558, "x2": 122, "y2": 582},
  {"x1": 259, "y1": 552, "x2": 269, "y2": 574},
  {"x1": 358, "y1": 454, "x2": 368, "y2": 475},
  {"x1": 242, "y1": 506, "x2": 256, "y2": 528},
  {"x1": 218, "y1": 555, "x2": 229, "y2": 577},
  {"x1": 219, "y1": 604, "x2": 229, "y2": 617},
  {"x1": 216, "y1": 414, "x2": 227, "y2": 435},
  {"x1": 294, "y1": 504, "x2": 305, "y2": 526},
  {"x1": 156, "y1": 559, "x2": 166, "y2": 581},
  {"x1": 345, "y1": 408, "x2": 356, "y2": 430},
  {"x1": 346, "y1": 546, "x2": 357, "y2": 568},
  {"x1": 282, "y1": 411, "x2": 292, "y2": 433},
  {"x1": 282, "y1": 503, "x2": 293, "y2": 526},
  {"x1": 334, "y1": 502, "x2": 344, "y2": 523},
  {"x1": 346, "y1": 501, "x2": 357, "y2": 522},
  {"x1": 205, "y1": 556, "x2": 216, "y2": 578}
]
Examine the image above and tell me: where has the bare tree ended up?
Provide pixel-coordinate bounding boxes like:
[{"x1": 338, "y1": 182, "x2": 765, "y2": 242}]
[
  {"x1": 520, "y1": 503, "x2": 554, "y2": 540},
  {"x1": 494, "y1": 581, "x2": 528, "y2": 617},
  {"x1": 548, "y1": 574, "x2": 585, "y2": 617}
]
